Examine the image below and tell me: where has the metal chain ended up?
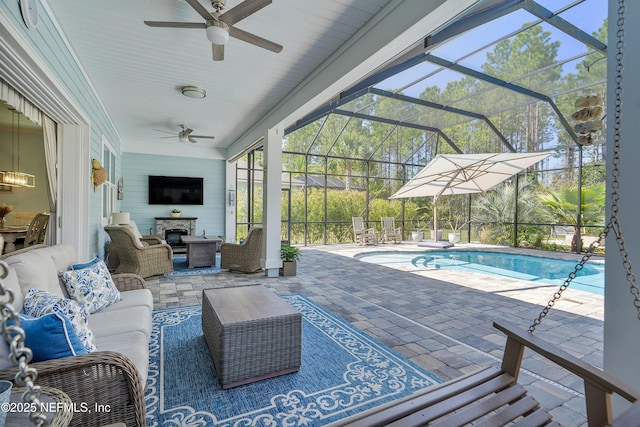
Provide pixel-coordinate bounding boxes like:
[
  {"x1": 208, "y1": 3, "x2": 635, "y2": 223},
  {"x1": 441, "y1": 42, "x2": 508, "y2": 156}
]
[
  {"x1": 530, "y1": 0, "x2": 640, "y2": 332},
  {"x1": 0, "y1": 261, "x2": 47, "y2": 426}
]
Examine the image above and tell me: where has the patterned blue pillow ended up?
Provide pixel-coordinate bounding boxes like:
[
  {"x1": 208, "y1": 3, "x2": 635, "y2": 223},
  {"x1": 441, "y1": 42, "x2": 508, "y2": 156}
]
[
  {"x1": 60, "y1": 258, "x2": 121, "y2": 314},
  {"x1": 22, "y1": 289, "x2": 97, "y2": 352},
  {"x1": 18, "y1": 313, "x2": 87, "y2": 362}
]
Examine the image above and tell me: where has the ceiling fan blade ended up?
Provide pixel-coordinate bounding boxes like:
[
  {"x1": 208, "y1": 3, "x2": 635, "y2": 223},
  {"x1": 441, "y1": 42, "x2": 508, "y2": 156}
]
[
  {"x1": 184, "y1": 0, "x2": 212, "y2": 20},
  {"x1": 188, "y1": 137, "x2": 198, "y2": 143},
  {"x1": 159, "y1": 136, "x2": 176, "y2": 139},
  {"x1": 191, "y1": 135, "x2": 216, "y2": 139},
  {"x1": 154, "y1": 129, "x2": 178, "y2": 135},
  {"x1": 229, "y1": 27, "x2": 282, "y2": 53},
  {"x1": 220, "y1": 0, "x2": 271, "y2": 26},
  {"x1": 144, "y1": 21, "x2": 205, "y2": 29},
  {"x1": 212, "y1": 44, "x2": 225, "y2": 61},
  {"x1": 184, "y1": 128, "x2": 194, "y2": 135}
]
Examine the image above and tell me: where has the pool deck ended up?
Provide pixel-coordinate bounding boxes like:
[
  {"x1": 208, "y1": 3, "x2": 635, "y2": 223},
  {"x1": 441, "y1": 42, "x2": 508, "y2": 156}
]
[{"x1": 147, "y1": 241, "x2": 605, "y2": 426}]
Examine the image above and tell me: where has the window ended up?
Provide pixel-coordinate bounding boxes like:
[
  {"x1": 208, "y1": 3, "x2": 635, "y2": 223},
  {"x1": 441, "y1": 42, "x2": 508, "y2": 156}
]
[{"x1": 101, "y1": 137, "x2": 117, "y2": 225}]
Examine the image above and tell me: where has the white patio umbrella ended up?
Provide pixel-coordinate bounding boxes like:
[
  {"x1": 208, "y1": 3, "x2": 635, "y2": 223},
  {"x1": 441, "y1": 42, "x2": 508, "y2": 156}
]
[{"x1": 390, "y1": 152, "x2": 553, "y2": 242}]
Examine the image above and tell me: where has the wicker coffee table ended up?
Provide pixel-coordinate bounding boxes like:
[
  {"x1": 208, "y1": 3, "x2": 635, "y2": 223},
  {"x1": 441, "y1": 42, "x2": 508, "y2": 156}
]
[{"x1": 202, "y1": 285, "x2": 302, "y2": 389}]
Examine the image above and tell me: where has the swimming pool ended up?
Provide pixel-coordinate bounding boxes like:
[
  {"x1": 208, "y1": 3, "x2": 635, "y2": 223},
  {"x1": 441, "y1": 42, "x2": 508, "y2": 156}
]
[{"x1": 355, "y1": 250, "x2": 605, "y2": 295}]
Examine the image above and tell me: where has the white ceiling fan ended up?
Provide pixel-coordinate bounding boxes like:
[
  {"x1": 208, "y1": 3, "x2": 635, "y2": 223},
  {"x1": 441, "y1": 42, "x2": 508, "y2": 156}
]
[
  {"x1": 155, "y1": 125, "x2": 215, "y2": 143},
  {"x1": 144, "y1": 0, "x2": 282, "y2": 61}
]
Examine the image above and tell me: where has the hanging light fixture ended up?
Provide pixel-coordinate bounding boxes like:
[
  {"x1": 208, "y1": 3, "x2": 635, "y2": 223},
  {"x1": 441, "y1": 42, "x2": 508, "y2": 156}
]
[{"x1": 0, "y1": 109, "x2": 35, "y2": 188}]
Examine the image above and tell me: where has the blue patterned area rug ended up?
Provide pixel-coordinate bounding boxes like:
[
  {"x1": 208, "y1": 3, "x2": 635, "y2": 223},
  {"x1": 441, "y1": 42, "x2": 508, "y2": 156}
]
[
  {"x1": 145, "y1": 294, "x2": 441, "y2": 427},
  {"x1": 164, "y1": 255, "x2": 226, "y2": 278}
]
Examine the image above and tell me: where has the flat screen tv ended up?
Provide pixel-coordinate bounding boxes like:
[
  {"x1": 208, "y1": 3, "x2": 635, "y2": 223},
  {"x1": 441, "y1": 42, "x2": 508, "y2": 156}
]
[{"x1": 148, "y1": 175, "x2": 204, "y2": 205}]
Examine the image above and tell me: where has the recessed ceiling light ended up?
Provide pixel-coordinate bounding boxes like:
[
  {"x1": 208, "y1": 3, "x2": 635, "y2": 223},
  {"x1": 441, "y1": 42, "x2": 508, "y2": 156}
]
[{"x1": 181, "y1": 86, "x2": 206, "y2": 99}]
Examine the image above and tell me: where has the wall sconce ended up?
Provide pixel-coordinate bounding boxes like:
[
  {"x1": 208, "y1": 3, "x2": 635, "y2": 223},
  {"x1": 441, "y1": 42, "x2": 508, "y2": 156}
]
[{"x1": 228, "y1": 189, "x2": 235, "y2": 207}]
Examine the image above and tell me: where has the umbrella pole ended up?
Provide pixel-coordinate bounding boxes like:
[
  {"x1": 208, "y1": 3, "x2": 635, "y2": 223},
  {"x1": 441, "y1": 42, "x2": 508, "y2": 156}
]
[{"x1": 433, "y1": 196, "x2": 438, "y2": 241}]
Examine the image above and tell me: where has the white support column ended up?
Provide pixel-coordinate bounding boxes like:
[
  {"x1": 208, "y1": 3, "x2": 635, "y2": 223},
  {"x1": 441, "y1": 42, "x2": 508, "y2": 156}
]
[
  {"x1": 58, "y1": 123, "x2": 90, "y2": 257},
  {"x1": 262, "y1": 127, "x2": 283, "y2": 277},
  {"x1": 604, "y1": 0, "x2": 640, "y2": 415},
  {"x1": 225, "y1": 160, "x2": 237, "y2": 243}
]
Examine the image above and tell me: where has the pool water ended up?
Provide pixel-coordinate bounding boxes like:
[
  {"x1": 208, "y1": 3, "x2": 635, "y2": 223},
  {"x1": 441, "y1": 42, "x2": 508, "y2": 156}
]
[{"x1": 355, "y1": 250, "x2": 605, "y2": 295}]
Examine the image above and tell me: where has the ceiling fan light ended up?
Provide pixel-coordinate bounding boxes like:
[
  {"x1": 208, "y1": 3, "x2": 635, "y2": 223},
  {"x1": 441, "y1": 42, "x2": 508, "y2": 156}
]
[
  {"x1": 206, "y1": 21, "x2": 229, "y2": 45},
  {"x1": 178, "y1": 135, "x2": 190, "y2": 143},
  {"x1": 181, "y1": 86, "x2": 206, "y2": 99}
]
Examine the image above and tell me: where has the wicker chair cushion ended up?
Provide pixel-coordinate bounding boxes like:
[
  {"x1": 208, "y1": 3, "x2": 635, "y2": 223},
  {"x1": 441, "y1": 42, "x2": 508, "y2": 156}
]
[
  {"x1": 22, "y1": 289, "x2": 97, "y2": 352},
  {"x1": 60, "y1": 258, "x2": 121, "y2": 314},
  {"x1": 128, "y1": 220, "x2": 144, "y2": 239},
  {"x1": 19, "y1": 312, "x2": 87, "y2": 362}
]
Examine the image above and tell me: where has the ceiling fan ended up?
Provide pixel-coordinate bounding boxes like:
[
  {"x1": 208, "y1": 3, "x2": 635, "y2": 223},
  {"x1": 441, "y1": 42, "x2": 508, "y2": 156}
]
[
  {"x1": 144, "y1": 0, "x2": 282, "y2": 61},
  {"x1": 155, "y1": 125, "x2": 215, "y2": 143}
]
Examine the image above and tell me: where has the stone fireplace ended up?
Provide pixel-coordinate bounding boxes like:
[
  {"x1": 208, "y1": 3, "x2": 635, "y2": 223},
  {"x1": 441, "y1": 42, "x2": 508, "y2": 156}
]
[{"x1": 155, "y1": 217, "x2": 197, "y2": 253}]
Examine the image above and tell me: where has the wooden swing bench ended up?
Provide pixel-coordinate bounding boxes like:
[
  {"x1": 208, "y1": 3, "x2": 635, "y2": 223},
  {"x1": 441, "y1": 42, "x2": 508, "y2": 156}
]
[{"x1": 334, "y1": 321, "x2": 640, "y2": 427}]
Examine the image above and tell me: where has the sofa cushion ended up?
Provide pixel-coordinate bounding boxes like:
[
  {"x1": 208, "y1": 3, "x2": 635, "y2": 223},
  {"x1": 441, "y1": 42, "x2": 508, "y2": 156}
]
[
  {"x1": 95, "y1": 330, "x2": 149, "y2": 386},
  {"x1": 40, "y1": 244, "x2": 76, "y2": 273},
  {"x1": 22, "y1": 289, "x2": 97, "y2": 352},
  {"x1": 98, "y1": 289, "x2": 153, "y2": 313},
  {"x1": 19, "y1": 313, "x2": 88, "y2": 362},
  {"x1": 0, "y1": 266, "x2": 23, "y2": 370},
  {"x1": 0, "y1": 265, "x2": 23, "y2": 313},
  {"x1": 60, "y1": 258, "x2": 121, "y2": 314},
  {"x1": 89, "y1": 306, "x2": 152, "y2": 340},
  {"x1": 3, "y1": 250, "x2": 65, "y2": 298}
]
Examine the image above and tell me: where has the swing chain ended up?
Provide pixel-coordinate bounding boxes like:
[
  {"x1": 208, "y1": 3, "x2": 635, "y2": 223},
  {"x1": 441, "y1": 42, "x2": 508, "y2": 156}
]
[{"x1": 529, "y1": 0, "x2": 640, "y2": 333}]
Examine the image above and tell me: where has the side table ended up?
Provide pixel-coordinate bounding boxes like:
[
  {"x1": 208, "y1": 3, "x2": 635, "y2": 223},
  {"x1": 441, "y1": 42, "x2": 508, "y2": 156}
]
[
  {"x1": 202, "y1": 285, "x2": 302, "y2": 388},
  {"x1": 180, "y1": 235, "x2": 221, "y2": 268}
]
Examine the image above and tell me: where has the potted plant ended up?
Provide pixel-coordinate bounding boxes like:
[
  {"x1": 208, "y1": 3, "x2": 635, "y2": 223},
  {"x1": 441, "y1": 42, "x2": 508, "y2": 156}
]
[
  {"x1": 446, "y1": 218, "x2": 470, "y2": 243},
  {"x1": 171, "y1": 208, "x2": 181, "y2": 218},
  {"x1": 280, "y1": 244, "x2": 300, "y2": 276}
]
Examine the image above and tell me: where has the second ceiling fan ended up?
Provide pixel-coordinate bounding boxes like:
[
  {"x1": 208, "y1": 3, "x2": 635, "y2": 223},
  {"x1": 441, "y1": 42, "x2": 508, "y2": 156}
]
[
  {"x1": 144, "y1": 0, "x2": 282, "y2": 61},
  {"x1": 155, "y1": 125, "x2": 215, "y2": 143}
]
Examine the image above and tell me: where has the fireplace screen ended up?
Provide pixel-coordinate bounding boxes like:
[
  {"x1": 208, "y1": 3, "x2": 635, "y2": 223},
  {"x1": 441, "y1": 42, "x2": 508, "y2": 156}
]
[{"x1": 165, "y1": 228, "x2": 188, "y2": 248}]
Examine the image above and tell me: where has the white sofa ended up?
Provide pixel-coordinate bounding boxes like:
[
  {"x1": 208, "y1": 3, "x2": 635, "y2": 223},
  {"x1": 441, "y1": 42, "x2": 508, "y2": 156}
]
[{"x1": 0, "y1": 244, "x2": 152, "y2": 427}]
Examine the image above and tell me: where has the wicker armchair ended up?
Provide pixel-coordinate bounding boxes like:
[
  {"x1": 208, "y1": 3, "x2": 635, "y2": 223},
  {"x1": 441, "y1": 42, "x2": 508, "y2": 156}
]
[
  {"x1": 104, "y1": 225, "x2": 173, "y2": 278},
  {"x1": 107, "y1": 220, "x2": 165, "y2": 271},
  {"x1": 220, "y1": 227, "x2": 263, "y2": 273},
  {"x1": 0, "y1": 273, "x2": 148, "y2": 427}
]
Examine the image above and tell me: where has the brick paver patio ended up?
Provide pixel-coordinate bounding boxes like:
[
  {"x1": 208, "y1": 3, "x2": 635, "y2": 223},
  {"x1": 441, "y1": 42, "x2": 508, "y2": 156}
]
[{"x1": 146, "y1": 243, "x2": 604, "y2": 426}]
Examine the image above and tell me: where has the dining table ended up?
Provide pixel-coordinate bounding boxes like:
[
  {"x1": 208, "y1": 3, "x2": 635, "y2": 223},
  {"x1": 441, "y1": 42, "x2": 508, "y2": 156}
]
[{"x1": 0, "y1": 226, "x2": 28, "y2": 254}]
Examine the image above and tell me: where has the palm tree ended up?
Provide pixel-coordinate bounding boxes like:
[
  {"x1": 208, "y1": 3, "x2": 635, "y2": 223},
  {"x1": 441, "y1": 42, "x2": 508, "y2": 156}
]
[
  {"x1": 538, "y1": 184, "x2": 606, "y2": 252},
  {"x1": 472, "y1": 180, "x2": 541, "y2": 246}
]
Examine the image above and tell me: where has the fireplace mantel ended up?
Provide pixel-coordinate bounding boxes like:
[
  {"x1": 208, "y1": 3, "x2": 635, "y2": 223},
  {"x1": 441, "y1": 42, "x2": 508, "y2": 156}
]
[{"x1": 155, "y1": 216, "x2": 198, "y2": 220}]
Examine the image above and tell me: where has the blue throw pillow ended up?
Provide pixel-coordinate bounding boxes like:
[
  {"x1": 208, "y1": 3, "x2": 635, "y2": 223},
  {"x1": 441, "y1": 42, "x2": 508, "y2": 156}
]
[
  {"x1": 18, "y1": 313, "x2": 88, "y2": 362},
  {"x1": 71, "y1": 257, "x2": 101, "y2": 270}
]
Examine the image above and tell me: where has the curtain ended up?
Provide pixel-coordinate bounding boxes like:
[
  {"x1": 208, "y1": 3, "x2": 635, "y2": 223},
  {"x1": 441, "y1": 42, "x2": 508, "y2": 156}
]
[
  {"x1": 0, "y1": 78, "x2": 42, "y2": 125},
  {"x1": 42, "y1": 115, "x2": 57, "y2": 245}
]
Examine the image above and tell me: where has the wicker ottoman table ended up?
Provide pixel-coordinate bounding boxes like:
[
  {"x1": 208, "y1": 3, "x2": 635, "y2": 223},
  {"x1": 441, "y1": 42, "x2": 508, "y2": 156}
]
[{"x1": 202, "y1": 285, "x2": 302, "y2": 389}]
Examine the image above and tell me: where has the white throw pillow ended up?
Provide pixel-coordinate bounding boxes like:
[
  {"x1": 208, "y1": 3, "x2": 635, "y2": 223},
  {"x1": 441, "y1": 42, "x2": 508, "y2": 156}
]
[
  {"x1": 60, "y1": 258, "x2": 121, "y2": 314},
  {"x1": 22, "y1": 289, "x2": 97, "y2": 352}
]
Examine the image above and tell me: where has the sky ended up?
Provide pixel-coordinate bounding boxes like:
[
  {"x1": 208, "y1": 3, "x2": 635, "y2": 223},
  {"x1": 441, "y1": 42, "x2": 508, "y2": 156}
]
[{"x1": 375, "y1": 0, "x2": 607, "y2": 97}]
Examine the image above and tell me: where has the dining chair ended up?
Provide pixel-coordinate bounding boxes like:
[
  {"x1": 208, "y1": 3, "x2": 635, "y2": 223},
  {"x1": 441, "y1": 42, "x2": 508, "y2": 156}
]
[{"x1": 23, "y1": 212, "x2": 51, "y2": 247}]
